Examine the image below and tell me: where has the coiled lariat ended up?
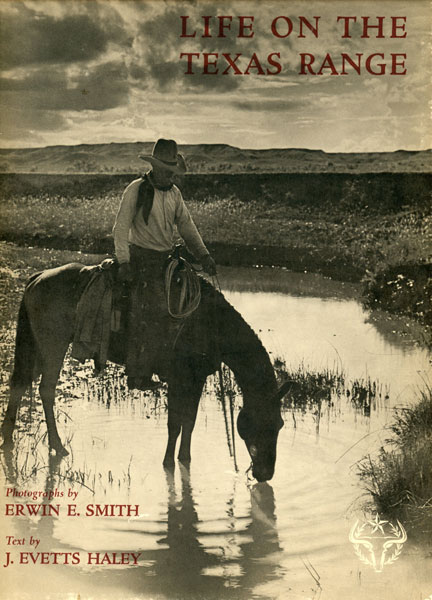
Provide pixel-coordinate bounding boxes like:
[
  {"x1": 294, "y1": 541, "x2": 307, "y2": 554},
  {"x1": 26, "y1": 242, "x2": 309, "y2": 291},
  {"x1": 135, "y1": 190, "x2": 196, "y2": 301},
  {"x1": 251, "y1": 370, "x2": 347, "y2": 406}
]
[{"x1": 164, "y1": 256, "x2": 201, "y2": 319}]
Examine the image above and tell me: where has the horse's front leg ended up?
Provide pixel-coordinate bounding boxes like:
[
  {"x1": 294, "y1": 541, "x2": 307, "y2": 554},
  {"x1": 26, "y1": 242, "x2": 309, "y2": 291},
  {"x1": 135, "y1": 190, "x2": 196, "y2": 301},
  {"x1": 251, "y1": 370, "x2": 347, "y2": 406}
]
[
  {"x1": 177, "y1": 376, "x2": 206, "y2": 465},
  {"x1": 163, "y1": 397, "x2": 182, "y2": 469},
  {"x1": 163, "y1": 372, "x2": 206, "y2": 467}
]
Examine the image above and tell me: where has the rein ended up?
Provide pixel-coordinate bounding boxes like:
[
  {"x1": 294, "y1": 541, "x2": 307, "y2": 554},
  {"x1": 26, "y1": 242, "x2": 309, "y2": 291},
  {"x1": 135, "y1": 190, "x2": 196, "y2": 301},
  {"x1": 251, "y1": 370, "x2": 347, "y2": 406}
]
[
  {"x1": 166, "y1": 254, "x2": 239, "y2": 472},
  {"x1": 212, "y1": 274, "x2": 239, "y2": 473}
]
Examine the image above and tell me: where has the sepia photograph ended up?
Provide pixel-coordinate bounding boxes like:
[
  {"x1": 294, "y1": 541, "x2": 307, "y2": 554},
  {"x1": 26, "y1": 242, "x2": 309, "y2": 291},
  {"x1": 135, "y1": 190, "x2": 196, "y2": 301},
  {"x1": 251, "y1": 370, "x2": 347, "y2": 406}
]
[{"x1": 0, "y1": 1, "x2": 431, "y2": 599}]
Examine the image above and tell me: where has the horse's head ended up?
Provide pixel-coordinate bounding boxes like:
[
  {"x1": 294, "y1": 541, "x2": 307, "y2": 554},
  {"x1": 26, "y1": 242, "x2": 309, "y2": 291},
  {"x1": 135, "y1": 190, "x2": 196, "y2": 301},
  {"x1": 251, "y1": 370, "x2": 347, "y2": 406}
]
[{"x1": 237, "y1": 382, "x2": 289, "y2": 482}]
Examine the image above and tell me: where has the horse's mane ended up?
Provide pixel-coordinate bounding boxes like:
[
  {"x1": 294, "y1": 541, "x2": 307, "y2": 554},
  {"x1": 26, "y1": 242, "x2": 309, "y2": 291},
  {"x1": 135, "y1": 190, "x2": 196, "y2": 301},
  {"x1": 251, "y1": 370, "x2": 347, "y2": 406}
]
[
  {"x1": 198, "y1": 276, "x2": 269, "y2": 357},
  {"x1": 195, "y1": 277, "x2": 278, "y2": 403}
]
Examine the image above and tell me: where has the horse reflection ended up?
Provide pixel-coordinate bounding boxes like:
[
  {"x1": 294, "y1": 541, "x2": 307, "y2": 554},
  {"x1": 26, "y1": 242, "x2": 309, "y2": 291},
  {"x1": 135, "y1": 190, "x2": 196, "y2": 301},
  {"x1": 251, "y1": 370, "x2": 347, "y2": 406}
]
[
  {"x1": 148, "y1": 466, "x2": 283, "y2": 598},
  {"x1": 238, "y1": 482, "x2": 283, "y2": 594},
  {"x1": 152, "y1": 466, "x2": 224, "y2": 597}
]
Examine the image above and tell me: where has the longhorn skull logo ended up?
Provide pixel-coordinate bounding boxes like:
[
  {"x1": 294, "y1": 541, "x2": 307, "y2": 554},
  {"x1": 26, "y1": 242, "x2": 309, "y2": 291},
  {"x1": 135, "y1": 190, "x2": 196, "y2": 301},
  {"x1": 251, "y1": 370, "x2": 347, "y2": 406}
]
[{"x1": 349, "y1": 514, "x2": 407, "y2": 572}]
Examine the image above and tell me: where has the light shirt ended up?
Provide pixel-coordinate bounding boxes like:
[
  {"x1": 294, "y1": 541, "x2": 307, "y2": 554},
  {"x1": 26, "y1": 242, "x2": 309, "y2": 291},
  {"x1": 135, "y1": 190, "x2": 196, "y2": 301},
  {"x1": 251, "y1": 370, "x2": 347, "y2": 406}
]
[{"x1": 113, "y1": 178, "x2": 208, "y2": 264}]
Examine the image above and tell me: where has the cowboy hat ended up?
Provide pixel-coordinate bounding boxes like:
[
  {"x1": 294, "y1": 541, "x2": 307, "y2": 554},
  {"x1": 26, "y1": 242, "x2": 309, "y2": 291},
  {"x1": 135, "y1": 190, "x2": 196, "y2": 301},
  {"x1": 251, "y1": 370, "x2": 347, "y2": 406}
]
[{"x1": 139, "y1": 138, "x2": 187, "y2": 174}]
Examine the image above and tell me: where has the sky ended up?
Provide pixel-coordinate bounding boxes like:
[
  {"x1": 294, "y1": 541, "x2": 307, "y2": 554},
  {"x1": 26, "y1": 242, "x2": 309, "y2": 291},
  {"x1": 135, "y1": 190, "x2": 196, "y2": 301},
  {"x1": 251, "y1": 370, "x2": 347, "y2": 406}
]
[{"x1": 0, "y1": 0, "x2": 430, "y2": 151}]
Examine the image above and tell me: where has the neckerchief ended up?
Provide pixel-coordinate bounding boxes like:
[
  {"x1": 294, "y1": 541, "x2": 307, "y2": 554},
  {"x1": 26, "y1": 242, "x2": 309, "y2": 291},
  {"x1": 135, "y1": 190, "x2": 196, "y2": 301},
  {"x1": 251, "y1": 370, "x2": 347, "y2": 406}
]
[{"x1": 136, "y1": 172, "x2": 173, "y2": 225}]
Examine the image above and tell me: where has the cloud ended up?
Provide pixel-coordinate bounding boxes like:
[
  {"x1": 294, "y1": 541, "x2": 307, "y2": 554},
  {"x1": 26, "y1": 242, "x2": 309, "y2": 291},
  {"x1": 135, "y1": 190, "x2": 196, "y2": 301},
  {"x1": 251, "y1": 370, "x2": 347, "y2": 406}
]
[
  {"x1": 0, "y1": 61, "x2": 130, "y2": 112},
  {"x1": 145, "y1": 55, "x2": 186, "y2": 91},
  {"x1": 0, "y1": 104, "x2": 67, "y2": 137},
  {"x1": 71, "y1": 62, "x2": 130, "y2": 110},
  {"x1": 233, "y1": 99, "x2": 304, "y2": 112},
  {"x1": 0, "y1": 3, "x2": 130, "y2": 68},
  {"x1": 133, "y1": 1, "x2": 274, "y2": 92},
  {"x1": 0, "y1": 0, "x2": 429, "y2": 151},
  {"x1": 0, "y1": 71, "x2": 66, "y2": 92}
]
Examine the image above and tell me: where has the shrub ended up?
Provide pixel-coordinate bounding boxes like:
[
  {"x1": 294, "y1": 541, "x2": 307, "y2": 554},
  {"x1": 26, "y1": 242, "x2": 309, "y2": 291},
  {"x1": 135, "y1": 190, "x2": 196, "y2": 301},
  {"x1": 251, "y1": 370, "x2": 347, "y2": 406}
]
[{"x1": 358, "y1": 388, "x2": 432, "y2": 537}]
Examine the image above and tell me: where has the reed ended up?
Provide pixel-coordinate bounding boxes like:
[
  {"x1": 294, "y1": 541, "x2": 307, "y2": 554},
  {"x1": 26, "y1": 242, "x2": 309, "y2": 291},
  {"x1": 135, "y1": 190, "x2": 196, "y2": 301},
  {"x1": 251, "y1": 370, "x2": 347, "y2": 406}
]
[{"x1": 357, "y1": 387, "x2": 432, "y2": 536}]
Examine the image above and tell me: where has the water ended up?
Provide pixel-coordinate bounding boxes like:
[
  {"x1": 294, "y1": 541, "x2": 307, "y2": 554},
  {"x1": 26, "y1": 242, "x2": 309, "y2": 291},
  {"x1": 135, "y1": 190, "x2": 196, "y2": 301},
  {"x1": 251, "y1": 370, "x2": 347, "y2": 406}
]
[{"x1": 1, "y1": 267, "x2": 431, "y2": 600}]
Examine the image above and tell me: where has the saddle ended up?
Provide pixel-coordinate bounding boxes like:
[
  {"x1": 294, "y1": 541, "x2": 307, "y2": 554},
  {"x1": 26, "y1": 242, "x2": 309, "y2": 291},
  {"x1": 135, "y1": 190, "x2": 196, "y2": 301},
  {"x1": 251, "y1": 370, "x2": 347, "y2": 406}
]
[{"x1": 71, "y1": 252, "x2": 201, "y2": 374}]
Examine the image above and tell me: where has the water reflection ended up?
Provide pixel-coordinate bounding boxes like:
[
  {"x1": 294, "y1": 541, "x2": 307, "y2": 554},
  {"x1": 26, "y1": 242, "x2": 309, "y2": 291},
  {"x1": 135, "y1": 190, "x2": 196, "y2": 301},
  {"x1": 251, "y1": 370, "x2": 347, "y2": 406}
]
[
  {"x1": 237, "y1": 482, "x2": 283, "y2": 595},
  {"x1": 153, "y1": 465, "x2": 217, "y2": 598},
  {"x1": 129, "y1": 466, "x2": 283, "y2": 599},
  {"x1": 1, "y1": 452, "x2": 288, "y2": 600}
]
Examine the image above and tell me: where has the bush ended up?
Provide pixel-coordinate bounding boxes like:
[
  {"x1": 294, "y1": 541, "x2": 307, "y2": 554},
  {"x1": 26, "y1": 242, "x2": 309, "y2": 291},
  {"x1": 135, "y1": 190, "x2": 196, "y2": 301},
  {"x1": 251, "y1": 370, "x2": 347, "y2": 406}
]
[
  {"x1": 363, "y1": 262, "x2": 432, "y2": 328},
  {"x1": 358, "y1": 388, "x2": 432, "y2": 537}
]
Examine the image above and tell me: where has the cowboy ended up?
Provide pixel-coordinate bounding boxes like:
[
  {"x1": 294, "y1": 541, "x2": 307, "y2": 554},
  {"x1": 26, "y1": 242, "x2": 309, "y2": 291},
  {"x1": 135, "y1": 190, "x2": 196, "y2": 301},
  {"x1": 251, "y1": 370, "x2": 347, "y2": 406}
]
[{"x1": 113, "y1": 138, "x2": 216, "y2": 391}]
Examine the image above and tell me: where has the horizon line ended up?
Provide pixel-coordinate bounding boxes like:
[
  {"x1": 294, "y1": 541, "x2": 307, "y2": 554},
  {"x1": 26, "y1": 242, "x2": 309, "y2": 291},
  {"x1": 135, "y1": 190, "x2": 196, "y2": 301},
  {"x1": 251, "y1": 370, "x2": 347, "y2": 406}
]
[{"x1": 0, "y1": 142, "x2": 430, "y2": 155}]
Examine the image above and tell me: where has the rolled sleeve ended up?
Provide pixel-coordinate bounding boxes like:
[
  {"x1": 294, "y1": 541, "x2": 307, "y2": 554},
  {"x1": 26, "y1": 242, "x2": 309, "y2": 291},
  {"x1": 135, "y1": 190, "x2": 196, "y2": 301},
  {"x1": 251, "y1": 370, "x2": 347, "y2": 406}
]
[{"x1": 175, "y1": 194, "x2": 208, "y2": 259}]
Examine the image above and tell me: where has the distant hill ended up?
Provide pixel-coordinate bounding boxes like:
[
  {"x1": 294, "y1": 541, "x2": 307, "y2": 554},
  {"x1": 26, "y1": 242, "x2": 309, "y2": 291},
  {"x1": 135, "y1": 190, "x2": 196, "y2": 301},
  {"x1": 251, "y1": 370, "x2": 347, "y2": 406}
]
[{"x1": 0, "y1": 142, "x2": 430, "y2": 174}]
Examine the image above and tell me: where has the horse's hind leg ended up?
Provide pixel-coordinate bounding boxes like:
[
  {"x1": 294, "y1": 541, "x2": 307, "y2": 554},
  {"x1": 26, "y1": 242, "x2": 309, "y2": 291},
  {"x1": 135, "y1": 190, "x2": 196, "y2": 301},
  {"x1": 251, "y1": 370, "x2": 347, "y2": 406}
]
[
  {"x1": 40, "y1": 378, "x2": 68, "y2": 456},
  {"x1": 1, "y1": 383, "x2": 26, "y2": 449},
  {"x1": 1, "y1": 296, "x2": 37, "y2": 449},
  {"x1": 39, "y1": 346, "x2": 70, "y2": 457}
]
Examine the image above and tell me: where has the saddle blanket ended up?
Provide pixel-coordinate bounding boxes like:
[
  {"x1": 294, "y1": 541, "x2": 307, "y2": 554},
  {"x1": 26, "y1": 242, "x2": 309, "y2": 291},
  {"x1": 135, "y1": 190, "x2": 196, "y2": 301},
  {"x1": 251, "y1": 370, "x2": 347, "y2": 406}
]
[{"x1": 71, "y1": 265, "x2": 114, "y2": 371}]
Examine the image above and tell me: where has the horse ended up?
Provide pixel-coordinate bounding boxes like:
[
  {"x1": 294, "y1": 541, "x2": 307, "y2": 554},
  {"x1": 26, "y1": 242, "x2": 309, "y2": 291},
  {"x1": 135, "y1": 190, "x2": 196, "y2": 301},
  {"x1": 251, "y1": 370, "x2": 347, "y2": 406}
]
[{"x1": 1, "y1": 263, "x2": 289, "y2": 482}]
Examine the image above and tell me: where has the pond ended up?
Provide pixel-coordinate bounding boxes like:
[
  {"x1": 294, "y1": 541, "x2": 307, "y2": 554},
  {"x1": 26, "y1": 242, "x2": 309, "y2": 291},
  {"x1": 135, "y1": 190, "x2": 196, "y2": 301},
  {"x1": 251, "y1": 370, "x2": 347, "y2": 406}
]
[{"x1": 1, "y1": 266, "x2": 431, "y2": 600}]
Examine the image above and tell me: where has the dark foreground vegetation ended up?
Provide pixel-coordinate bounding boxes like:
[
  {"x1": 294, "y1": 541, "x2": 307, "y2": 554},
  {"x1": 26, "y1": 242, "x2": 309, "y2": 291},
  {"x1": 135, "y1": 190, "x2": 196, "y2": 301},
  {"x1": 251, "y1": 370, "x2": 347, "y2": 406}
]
[{"x1": 358, "y1": 389, "x2": 432, "y2": 537}]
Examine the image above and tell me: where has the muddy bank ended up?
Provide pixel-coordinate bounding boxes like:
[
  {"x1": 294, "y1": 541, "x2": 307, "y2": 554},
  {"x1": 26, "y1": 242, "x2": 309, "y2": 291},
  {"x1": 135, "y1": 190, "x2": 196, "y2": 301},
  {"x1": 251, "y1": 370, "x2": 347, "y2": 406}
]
[{"x1": 0, "y1": 232, "x2": 364, "y2": 282}]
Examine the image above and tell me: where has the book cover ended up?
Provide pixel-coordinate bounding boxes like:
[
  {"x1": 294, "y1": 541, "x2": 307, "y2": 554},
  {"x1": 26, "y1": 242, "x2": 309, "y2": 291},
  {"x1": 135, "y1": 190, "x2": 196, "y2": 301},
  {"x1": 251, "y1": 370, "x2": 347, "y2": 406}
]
[{"x1": 0, "y1": 1, "x2": 430, "y2": 599}]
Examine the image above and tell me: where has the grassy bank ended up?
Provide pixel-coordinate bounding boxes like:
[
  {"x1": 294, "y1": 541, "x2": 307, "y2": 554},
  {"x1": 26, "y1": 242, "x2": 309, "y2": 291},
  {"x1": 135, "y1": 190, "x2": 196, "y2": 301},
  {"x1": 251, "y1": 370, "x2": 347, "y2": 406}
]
[
  {"x1": 1, "y1": 187, "x2": 430, "y2": 277},
  {"x1": 0, "y1": 243, "x2": 101, "y2": 326},
  {"x1": 0, "y1": 173, "x2": 430, "y2": 327},
  {"x1": 0, "y1": 244, "x2": 102, "y2": 382},
  {"x1": 363, "y1": 261, "x2": 432, "y2": 333},
  {"x1": 358, "y1": 389, "x2": 432, "y2": 537}
]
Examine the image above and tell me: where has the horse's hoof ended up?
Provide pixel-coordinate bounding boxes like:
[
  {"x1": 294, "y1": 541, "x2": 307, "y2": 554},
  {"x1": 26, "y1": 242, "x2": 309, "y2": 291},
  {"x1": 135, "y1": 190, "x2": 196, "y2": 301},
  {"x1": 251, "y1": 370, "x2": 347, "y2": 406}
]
[
  {"x1": 0, "y1": 426, "x2": 13, "y2": 447},
  {"x1": 0, "y1": 438, "x2": 13, "y2": 451},
  {"x1": 52, "y1": 445, "x2": 69, "y2": 457},
  {"x1": 178, "y1": 455, "x2": 191, "y2": 465}
]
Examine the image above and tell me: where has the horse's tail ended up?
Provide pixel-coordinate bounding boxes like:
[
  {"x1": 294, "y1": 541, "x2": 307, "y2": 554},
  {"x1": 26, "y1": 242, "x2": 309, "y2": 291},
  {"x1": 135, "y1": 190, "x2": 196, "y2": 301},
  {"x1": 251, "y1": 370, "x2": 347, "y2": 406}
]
[{"x1": 10, "y1": 297, "x2": 36, "y2": 390}]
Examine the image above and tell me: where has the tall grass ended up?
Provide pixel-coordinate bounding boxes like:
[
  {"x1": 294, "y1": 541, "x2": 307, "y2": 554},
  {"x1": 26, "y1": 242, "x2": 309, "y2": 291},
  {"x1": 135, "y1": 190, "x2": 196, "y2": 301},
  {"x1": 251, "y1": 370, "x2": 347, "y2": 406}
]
[
  {"x1": 0, "y1": 192, "x2": 429, "y2": 283},
  {"x1": 358, "y1": 387, "x2": 432, "y2": 536}
]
